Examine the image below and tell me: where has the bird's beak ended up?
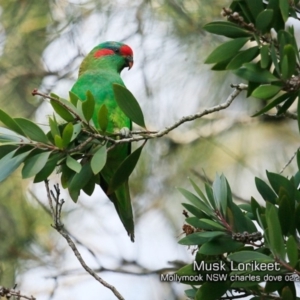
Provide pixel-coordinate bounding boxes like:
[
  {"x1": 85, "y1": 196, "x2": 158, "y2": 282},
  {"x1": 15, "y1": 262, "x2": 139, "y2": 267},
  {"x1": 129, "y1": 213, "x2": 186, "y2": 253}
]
[{"x1": 126, "y1": 56, "x2": 134, "y2": 70}]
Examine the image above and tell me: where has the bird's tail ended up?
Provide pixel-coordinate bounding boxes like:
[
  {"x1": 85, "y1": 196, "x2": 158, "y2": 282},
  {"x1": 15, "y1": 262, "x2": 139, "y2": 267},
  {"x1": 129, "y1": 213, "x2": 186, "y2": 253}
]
[
  {"x1": 108, "y1": 181, "x2": 135, "y2": 242},
  {"x1": 100, "y1": 171, "x2": 134, "y2": 242}
]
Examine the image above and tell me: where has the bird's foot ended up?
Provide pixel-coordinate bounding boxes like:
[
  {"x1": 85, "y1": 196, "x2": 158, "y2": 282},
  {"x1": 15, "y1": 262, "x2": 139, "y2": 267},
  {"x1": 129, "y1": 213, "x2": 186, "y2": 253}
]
[{"x1": 119, "y1": 127, "x2": 132, "y2": 138}]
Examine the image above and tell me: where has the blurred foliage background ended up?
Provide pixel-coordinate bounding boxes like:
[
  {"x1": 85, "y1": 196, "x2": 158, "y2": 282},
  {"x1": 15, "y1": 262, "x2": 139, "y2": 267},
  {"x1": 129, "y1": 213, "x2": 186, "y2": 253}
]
[{"x1": 0, "y1": 0, "x2": 299, "y2": 299}]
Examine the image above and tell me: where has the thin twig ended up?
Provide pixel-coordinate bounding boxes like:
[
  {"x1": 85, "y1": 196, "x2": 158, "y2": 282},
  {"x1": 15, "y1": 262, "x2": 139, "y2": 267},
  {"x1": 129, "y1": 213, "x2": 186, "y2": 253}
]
[
  {"x1": 44, "y1": 181, "x2": 125, "y2": 300},
  {"x1": 280, "y1": 146, "x2": 300, "y2": 174},
  {"x1": 67, "y1": 136, "x2": 94, "y2": 153},
  {"x1": 29, "y1": 189, "x2": 103, "y2": 267},
  {"x1": 46, "y1": 266, "x2": 179, "y2": 279},
  {"x1": 45, "y1": 179, "x2": 55, "y2": 217},
  {"x1": 0, "y1": 286, "x2": 36, "y2": 300},
  {"x1": 32, "y1": 89, "x2": 95, "y2": 131}
]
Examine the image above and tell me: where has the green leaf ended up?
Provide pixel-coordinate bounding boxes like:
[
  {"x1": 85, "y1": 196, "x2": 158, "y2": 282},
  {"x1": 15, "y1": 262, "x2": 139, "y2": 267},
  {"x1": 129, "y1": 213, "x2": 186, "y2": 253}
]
[
  {"x1": 54, "y1": 135, "x2": 64, "y2": 149},
  {"x1": 234, "y1": 63, "x2": 279, "y2": 83},
  {"x1": 251, "y1": 85, "x2": 282, "y2": 100},
  {"x1": 298, "y1": 93, "x2": 300, "y2": 132},
  {"x1": 236, "y1": 1, "x2": 255, "y2": 23},
  {"x1": 66, "y1": 155, "x2": 82, "y2": 173},
  {"x1": 268, "y1": 0, "x2": 285, "y2": 31},
  {"x1": 49, "y1": 115, "x2": 60, "y2": 139},
  {"x1": 252, "y1": 92, "x2": 291, "y2": 116},
  {"x1": 197, "y1": 219, "x2": 226, "y2": 231},
  {"x1": 281, "y1": 55, "x2": 289, "y2": 81},
  {"x1": 69, "y1": 91, "x2": 79, "y2": 106},
  {"x1": 91, "y1": 145, "x2": 107, "y2": 174},
  {"x1": 226, "y1": 47, "x2": 259, "y2": 70},
  {"x1": 0, "y1": 127, "x2": 28, "y2": 143},
  {"x1": 286, "y1": 236, "x2": 298, "y2": 268},
  {"x1": 211, "y1": 57, "x2": 232, "y2": 71},
  {"x1": 22, "y1": 151, "x2": 51, "y2": 178},
  {"x1": 195, "y1": 281, "x2": 231, "y2": 300},
  {"x1": 50, "y1": 99, "x2": 75, "y2": 122},
  {"x1": 182, "y1": 203, "x2": 206, "y2": 219},
  {"x1": 178, "y1": 188, "x2": 213, "y2": 217},
  {"x1": 0, "y1": 144, "x2": 18, "y2": 159},
  {"x1": 203, "y1": 21, "x2": 252, "y2": 38},
  {"x1": 82, "y1": 174, "x2": 97, "y2": 196},
  {"x1": 266, "y1": 203, "x2": 285, "y2": 259},
  {"x1": 188, "y1": 177, "x2": 210, "y2": 205},
  {"x1": 14, "y1": 118, "x2": 49, "y2": 144},
  {"x1": 297, "y1": 150, "x2": 300, "y2": 170},
  {"x1": 205, "y1": 37, "x2": 250, "y2": 64},
  {"x1": 228, "y1": 202, "x2": 257, "y2": 233},
  {"x1": 247, "y1": 81, "x2": 260, "y2": 97},
  {"x1": 60, "y1": 164, "x2": 75, "y2": 188},
  {"x1": 179, "y1": 231, "x2": 225, "y2": 246},
  {"x1": 255, "y1": 177, "x2": 277, "y2": 204},
  {"x1": 278, "y1": 193, "x2": 294, "y2": 236},
  {"x1": 97, "y1": 104, "x2": 109, "y2": 132},
  {"x1": 76, "y1": 100, "x2": 85, "y2": 120},
  {"x1": 239, "y1": 203, "x2": 252, "y2": 213},
  {"x1": 228, "y1": 251, "x2": 274, "y2": 263},
  {"x1": 281, "y1": 286, "x2": 294, "y2": 300},
  {"x1": 62, "y1": 123, "x2": 73, "y2": 147},
  {"x1": 251, "y1": 197, "x2": 264, "y2": 223},
  {"x1": 113, "y1": 84, "x2": 146, "y2": 128},
  {"x1": 33, "y1": 153, "x2": 61, "y2": 183},
  {"x1": 82, "y1": 90, "x2": 95, "y2": 122},
  {"x1": 245, "y1": 0, "x2": 264, "y2": 19},
  {"x1": 71, "y1": 123, "x2": 82, "y2": 142},
  {"x1": 185, "y1": 216, "x2": 203, "y2": 228},
  {"x1": 265, "y1": 280, "x2": 286, "y2": 294},
  {"x1": 108, "y1": 143, "x2": 144, "y2": 193},
  {"x1": 260, "y1": 45, "x2": 270, "y2": 69},
  {"x1": 212, "y1": 173, "x2": 227, "y2": 215},
  {"x1": 69, "y1": 162, "x2": 94, "y2": 202},
  {"x1": 185, "y1": 288, "x2": 197, "y2": 299},
  {"x1": 176, "y1": 264, "x2": 199, "y2": 283},
  {"x1": 199, "y1": 235, "x2": 242, "y2": 255},
  {"x1": 205, "y1": 183, "x2": 216, "y2": 210},
  {"x1": 266, "y1": 171, "x2": 293, "y2": 196},
  {"x1": 279, "y1": 0, "x2": 289, "y2": 21},
  {"x1": 0, "y1": 109, "x2": 25, "y2": 136},
  {"x1": 271, "y1": 44, "x2": 281, "y2": 76},
  {"x1": 0, "y1": 149, "x2": 32, "y2": 182},
  {"x1": 281, "y1": 45, "x2": 297, "y2": 80},
  {"x1": 256, "y1": 9, "x2": 274, "y2": 32},
  {"x1": 277, "y1": 92, "x2": 298, "y2": 115}
]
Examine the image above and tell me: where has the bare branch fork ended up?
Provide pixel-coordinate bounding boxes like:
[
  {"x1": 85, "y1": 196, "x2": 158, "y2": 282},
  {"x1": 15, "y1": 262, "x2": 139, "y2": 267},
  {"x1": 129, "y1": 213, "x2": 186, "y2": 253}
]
[
  {"x1": 44, "y1": 180, "x2": 125, "y2": 300},
  {"x1": 0, "y1": 285, "x2": 36, "y2": 300}
]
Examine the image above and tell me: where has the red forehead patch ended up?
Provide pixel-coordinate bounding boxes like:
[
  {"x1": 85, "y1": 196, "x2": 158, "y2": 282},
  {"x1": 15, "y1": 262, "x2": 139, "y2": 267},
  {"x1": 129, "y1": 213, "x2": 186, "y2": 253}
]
[
  {"x1": 120, "y1": 45, "x2": 133, "y2": 56},
  {"x1": 94, "y1": 49, "x2": 115, "y2": 58}
]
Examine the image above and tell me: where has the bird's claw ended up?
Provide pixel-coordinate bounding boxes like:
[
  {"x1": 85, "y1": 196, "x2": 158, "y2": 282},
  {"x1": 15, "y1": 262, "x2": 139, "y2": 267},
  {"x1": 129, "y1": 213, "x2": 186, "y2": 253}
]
[{"x1": 119, "y1": 127, "x2": 132, "y2": 138}]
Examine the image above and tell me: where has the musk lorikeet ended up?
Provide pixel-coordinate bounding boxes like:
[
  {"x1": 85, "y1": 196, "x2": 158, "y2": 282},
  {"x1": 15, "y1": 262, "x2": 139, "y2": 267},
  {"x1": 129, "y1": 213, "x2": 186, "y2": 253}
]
[{"x1": 71, "y1": 41, "x2": 135, "y2": 241}]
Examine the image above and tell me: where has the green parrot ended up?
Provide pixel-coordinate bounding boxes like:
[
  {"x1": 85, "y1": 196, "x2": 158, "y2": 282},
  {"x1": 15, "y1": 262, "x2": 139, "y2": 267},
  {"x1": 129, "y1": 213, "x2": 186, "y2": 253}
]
[{"x1": 71, "y1": 41, "x2": 135, "y2": 242}]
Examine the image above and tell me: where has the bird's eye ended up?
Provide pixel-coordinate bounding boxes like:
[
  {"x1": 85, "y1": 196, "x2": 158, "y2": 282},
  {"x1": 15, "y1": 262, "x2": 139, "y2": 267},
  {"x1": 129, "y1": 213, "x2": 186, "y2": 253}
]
[{"x1": 114, "y1": 48, "x2": 120, "y2": 53}]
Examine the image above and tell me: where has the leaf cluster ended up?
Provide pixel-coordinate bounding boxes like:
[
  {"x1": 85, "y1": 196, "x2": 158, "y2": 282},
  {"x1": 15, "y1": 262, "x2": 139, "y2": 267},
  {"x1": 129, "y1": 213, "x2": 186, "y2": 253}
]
[
  {"x1": 177, "y1": 170, "x2": 300, "y2": 300},
  {"x1": 0, "y1": 85, "x2": 146, "y2": 202},
  {"x1": 204, "y1": 0, "x2": 300, "y2": 129}
]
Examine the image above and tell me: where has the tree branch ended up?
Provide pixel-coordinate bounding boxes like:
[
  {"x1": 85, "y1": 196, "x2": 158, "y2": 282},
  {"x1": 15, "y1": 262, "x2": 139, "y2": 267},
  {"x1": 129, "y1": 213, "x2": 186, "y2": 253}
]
[
  {"x1": 81, "y1": 83, "x2": 248, "y2": 146},
  {"x1": 44, "y1": 181, "x2": 125, "y2": 300}
]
